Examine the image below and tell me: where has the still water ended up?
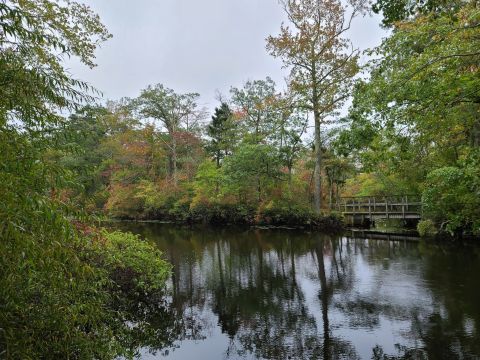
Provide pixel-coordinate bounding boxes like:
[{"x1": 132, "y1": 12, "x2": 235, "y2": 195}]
[{"x1": 112, "y1": 223, "x2": 480, "y2": 360}]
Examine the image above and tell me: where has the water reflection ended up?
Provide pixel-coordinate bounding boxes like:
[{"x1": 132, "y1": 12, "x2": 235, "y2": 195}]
[{"x1": 110, "y1": 223, "x2": 480, "y2": 359}]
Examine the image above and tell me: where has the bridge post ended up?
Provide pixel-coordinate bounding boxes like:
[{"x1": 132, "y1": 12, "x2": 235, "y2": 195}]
[
  {"x1": 385, "y1": 196, "x2": 389, "y2": 220},
  {"x1": 368, "y1": 198, "x2": 372, "y2": 220}
]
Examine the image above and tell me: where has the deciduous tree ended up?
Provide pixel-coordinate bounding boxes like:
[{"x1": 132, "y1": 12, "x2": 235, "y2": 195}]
[
  {"x1": 134, "y1": 84, "x2": 201, "y2": 185},
  {"x1": 230, "y1": 77, "x2": 280, "y2": 145},
  {"x1": 267, "y1": 0, "x2": 363, "y2": 213}
]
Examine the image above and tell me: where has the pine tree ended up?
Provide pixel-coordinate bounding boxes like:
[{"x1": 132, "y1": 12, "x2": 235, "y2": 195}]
[{"x1": 207, "y1": 102, "x2": 236, "y2": 167}]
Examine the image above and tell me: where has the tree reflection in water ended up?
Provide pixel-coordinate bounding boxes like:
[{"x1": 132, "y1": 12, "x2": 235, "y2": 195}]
[{"x1": 110, "y1": 223, "x2": 480, "y2": 359}]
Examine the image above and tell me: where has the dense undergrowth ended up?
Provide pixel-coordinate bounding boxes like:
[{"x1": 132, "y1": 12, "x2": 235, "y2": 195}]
[
  {"x1": 115, "y1": 201, "x2": 345, "y2": 231},
  {"x1": 1, "y1": 224, "x2": 172, "y2": 359}
]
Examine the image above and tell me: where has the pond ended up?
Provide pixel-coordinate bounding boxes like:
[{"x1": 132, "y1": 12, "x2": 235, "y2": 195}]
[{"x1": 110, "y1": 223, "x2": 480, "y2": 360}]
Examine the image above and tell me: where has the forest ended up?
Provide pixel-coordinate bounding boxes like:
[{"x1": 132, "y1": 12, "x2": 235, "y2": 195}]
[
  {"x1": 0, "y1": 0, "x2": 479, "y2": 358},
  {"x1": 53, "y1": 0, "x2": 480, "y2": 237}
]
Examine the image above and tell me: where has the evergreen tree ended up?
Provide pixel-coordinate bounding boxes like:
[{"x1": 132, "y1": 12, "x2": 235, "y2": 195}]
[{"x1": 207, "y1": 102, "x2": 236, "y2": 167}]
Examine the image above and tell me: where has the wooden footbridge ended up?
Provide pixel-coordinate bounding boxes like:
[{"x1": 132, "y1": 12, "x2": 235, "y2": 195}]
[{"x1": 336, "y1": 195, "x2": 422, "y2": 225}]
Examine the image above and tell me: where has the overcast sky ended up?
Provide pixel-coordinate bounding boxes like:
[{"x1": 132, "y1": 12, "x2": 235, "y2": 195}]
[{"x1": 68, "y1": 0, "x2": 387, "y2": 113}]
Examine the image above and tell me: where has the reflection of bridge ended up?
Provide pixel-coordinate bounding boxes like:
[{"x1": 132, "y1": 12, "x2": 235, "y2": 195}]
[{"x1": 336, "y1": 195, "x2": 422, "y2": 225}]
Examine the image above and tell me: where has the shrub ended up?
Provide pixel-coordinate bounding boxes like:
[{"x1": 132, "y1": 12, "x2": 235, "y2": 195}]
[
  {"x1": 189, "y1": 199, "x2": 345, "y2": 230},
  {"x1": 1, "y1": 216, "x2": 172, "y2": 359},
  {"x1": 1, "y1": 224, "x2": 115, "y2": 358},
  {"x1": 190, "y1": 201, "x2": 256, "y2": 224},
  {"x1": 104, "y1": 184, "x2": 144, "y2": 219},
  {"x1": 168, "y1": 195, "x2": 192, "y2": 222},
  {"x1": 257, "y1": 200, "x2": 314, "y2": 226},
  {"x1": 256, "y1": 200, "x2": 344, "y2": 230},
  {"x1": 422, "y1": 166, "x2": 480, "y2": 234},
  {"x1": 417, "y1": 219, "x2": 437, "y2": 238},
  {"x1": 97, "y1": 231, "x2": 172, "y2": 294}
]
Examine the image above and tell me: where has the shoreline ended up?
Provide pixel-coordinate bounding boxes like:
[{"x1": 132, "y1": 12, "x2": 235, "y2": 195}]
[{"x1": 101, "y1": 219, "x2": 480, "y2": 242}]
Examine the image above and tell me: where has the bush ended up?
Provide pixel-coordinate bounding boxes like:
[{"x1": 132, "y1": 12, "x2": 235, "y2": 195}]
[
  {"x1": 91, "y1": 231, "x2": 178, "y2": 358},
  {"x1": 190, "y1": 201, "x2": 256, "y2": 224},
  {"x1": 256, "y1": 200, "x2": 344, "y2": 230},
  {"x1": 422, "y1": 166, "x2": 480, "y2": 234},
  {"x1": 189, "y1": 199, "x2": 345, "y2": 230},
  {"x1": 96, "y1": 231, "x2": 172, "y2": 294},
  {"x1": 104, "y1": 184, "x2": 144, "y2": 219},
  {"x1": 257, "y1": 201, "x2": 314, "y2": 226},
  {"x1": 1, "y1": 218, "x2": 172, "y2": 359},
  {"x1": 168, "y1": 195, "x2": 192, "y2": 222},
  {"x1": 1, "y1": 224, "x2": 115, "y2": 359},
  {"x1": 417, "y1": 219, "x2": 437, "y2": 238}
]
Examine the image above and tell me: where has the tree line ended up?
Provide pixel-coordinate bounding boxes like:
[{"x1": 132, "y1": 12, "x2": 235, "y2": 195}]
[
  {"x1": 0, "y1": 0, "x2": 479, "y2": 358},
  {"x1": 60, "y1": 0, "x2": 480, "y2": 237},
  {"x1": 59, "y1": 79, "x2": 341, "y2": 224},
  {"x1": 57, "y1": 0, "x2": 368, "y2": 225}
]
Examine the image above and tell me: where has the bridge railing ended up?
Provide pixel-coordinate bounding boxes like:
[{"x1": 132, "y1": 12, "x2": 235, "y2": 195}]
[{"x1": 335, "y1": 195, "x2": 422, "y2": 218}]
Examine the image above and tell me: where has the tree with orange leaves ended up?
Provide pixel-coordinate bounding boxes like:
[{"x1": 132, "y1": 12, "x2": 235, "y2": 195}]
[{"x1": 267, "y1": 0, "x2": 364, "y2": 213}]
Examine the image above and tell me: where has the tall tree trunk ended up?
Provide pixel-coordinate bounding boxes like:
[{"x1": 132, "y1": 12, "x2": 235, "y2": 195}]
[
  {"x1": 288, "y1": 162, "x2": 293, "y2": 186},
  {"x1": 255, "y1": 114, "x2": 260, "y2": 144},
  {"x1": 168, "y1": 154, "x2": 174, "y2": 180},
  {"x1": 329, "y1": 178, "x2": 334, "y2": 210},
  {"x1": 336, "y1": 183, "x2": 340, "y2": 207},
  {"x1": 171, "y1": 133, "x2": 177, "y2": 186},
  {"x1": 257, "y1": 175, "x2": 261, "y2": 203},
  {"x1": 167, "y1": 127, "x2": 178, "y2": 186},
  {"x1": 313, "y1": 112, "x2": 322, "y2": 214}
]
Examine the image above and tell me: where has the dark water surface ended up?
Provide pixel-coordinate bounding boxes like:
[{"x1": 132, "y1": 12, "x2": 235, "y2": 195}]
[{"x1": 111, "y1": 223, "x2": 480, "y2": 360}]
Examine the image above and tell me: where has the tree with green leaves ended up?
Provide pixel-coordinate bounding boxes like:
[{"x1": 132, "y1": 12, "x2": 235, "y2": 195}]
[
  {"x1": 0, "y1": 1, "x2": 174, "y2": 358},
  {"x1": 422, "y1": 165, "x2": 480, "y2": 234},
  {"x1": 134, "y1": 84, "x2": 202, "y2": 186},
  {"x1": 323, "y1": 151, "x2": 354, "y2": 209},
  {"x1": 230, "y1": 77, "x2": 280, "y2": 144},
  {"x1": 371, "y1": 0, "x2": 463, "y2": 27},
  {"x1": 222, "y1": 143, "x2": 283, "y2": 203},
  {"x1": 60, "y1": 106, "x2": 109, "y2": 194},
  {"x1": 274, "y1": 94, "x2": 309, "y2": 181},
  {"x1": 342, "y1": 0, "x2": 480, "y2": 233},
  {"x1": 267, "y1": 0, "x2": 363, "y2": 213}
]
